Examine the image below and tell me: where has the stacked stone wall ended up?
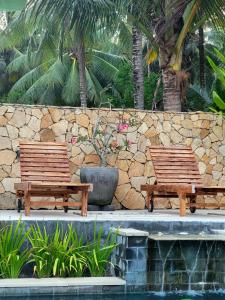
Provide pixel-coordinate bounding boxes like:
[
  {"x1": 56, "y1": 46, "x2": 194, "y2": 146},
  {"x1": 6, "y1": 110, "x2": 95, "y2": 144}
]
[{"x1": 0, "y1": 104, "x2": 224, "y2": 210}]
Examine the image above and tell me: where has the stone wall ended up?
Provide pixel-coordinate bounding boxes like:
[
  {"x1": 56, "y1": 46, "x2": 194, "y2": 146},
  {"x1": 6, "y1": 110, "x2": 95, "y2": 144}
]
[{"x1": 0, "y1": 104, "x2": 224, "y2": 210}]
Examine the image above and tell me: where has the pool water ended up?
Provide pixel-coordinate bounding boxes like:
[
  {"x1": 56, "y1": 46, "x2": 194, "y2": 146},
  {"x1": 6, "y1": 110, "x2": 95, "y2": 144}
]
[{"x1": 5, "y1": 293, "x2": 225, "y2": 300}]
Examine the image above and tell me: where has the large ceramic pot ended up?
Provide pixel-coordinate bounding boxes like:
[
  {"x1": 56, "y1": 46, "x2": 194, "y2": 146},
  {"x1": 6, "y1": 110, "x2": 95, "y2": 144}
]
[{"x1": 80, "y1": 167, "x2": 119, "y2": 206}]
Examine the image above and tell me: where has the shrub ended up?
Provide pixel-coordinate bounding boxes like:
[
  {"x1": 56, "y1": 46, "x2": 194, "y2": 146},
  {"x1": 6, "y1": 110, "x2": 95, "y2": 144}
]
[
  {"x1": 85, "y1": 225, "x2": 117, "y2": 277},
  {"x1": 28, "y1": 223, "x2": 117, "y2": 278},
  {"x1": 28, "y1": 224, "x2": 86, "y2": 278},
  {"x1": 0, "y1": 221, "x2": 30, "y2": 278}
]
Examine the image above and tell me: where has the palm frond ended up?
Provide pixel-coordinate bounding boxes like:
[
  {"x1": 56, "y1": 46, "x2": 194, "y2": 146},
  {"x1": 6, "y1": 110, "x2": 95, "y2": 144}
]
[
  {"x1": 85, "y1": 68, "x2": 103, "y2": 104},
  {"x1": 200, "y1": 0, "x2": 225, "y2": 29},
  {"x1": 92, "y1": 50, "x2": 126, "y2": 68},
  {"x1": 91, "y1": 54, "x2": 120, "y2": 84},
  {"x1": 62, "y1": 59, "x2": 80, "y2": 105},
  {"x1": 190, "y1": 84, "x2": 212, "y2": 104},
  {"x1": 8, "y1": 64, "x2": 46, "y2": 100},
  {"x1": 7, "y1": 51, "x2": 39, "y2": 73}
]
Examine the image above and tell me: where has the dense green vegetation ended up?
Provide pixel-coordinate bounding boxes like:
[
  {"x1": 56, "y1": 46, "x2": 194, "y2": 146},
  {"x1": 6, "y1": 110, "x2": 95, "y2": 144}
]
[
  {"x1": 0, "y1": 0, "x2": 224, "y2": 112},
  {"x1": 207, "y1": 49, "x2": 225, "y2": 119},
  {"x1": 0, "y1": 221, "x2": 117, "y2": 278}
]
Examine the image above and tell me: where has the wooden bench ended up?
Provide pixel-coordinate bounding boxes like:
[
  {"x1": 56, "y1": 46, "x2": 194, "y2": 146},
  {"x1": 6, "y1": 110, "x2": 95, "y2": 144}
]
[
  {"x1": 14, "y1": 141, "x2": 92, "y2": 216},
  {"x1": 141, "y1": 146, "x2": 225, "y2": 217}
]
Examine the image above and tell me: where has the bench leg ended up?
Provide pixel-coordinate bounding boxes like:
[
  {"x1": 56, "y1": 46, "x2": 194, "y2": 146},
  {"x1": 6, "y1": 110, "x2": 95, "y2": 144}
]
[
  {"x1": 63, "y1": 195, "x2": 69, "y2": 213},
  {"x1": 146, "y1": 191, "x2": 150, "y2": 210},
  {"x1": 178, "y1": 192, "x2": 186, "y2": 217},
  {"x1": 189, "y1": 195, "x2": 197, "y2": 213},
  {"x1": 24, "y1": 191, "x2": 31, "y2": 216},
  {"x1": 81, "y1": 190, "x2": 88, "y2": 217}
]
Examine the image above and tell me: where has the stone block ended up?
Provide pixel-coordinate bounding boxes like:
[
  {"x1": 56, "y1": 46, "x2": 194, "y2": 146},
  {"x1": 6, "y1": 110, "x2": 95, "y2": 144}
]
[
  {"x1": 49, "y1": 107, "x2": 64, "y2": 122},
  {"x1": 0, "y1": 192, "x2": 16, "y2": 209},
  {"x1": 125, "y1": 248, "x2": 138, "y2": 260},
  {"x1": 6, "y1": 125, "x2": 18, "y2": 139},
  {"x1": 76, "y1": 114, "x2": 90, "y2": 128},
  {"x1": 122, "y1": 188, "x2": 145, "y2": 210},
  {"x1": 28, "y1": 116, "x2": 41, "y2": 132},
  {"x1": 127, "y1": 259, "x2": 147, "y2": 272},
  {"x1": 128, "y1": 161, "x2": 144, "y2": 177},
  {"x1": 115, "y1": 184, "x2": 130, "y2": 202},
  {"x1": 127, "y1": 236, "x2": 148, "y2": 248},
  {"x1": 125, "y1": 271, "x2": 147, "y2": 285},
  {"x1": 0, "y1": 150, "x2": 16, "y2": 165},
  {"x1": 40, "y1": 129, "x2": 55, "y2": 142},
  {"x1": 9, "y1": 110, "x2": 26, "y2": 127},
  {"x1": 0, "y1": 136, "x2": 11, "y2": 150},
  {"x1": 0, "y1": 116, "x2": 8, "y2": 126},
  {"x1": 0, "y1": 127, "x2": 8, "y2": 137},
  {"x1": 32, "y1": 108, "x2": 43, "y2": 119},
  {"x1": 51, "y1": 120, "x2": 68, "y2": 136},
  {"x1": 41, "y1": 114, "x2": 53, "y2": 128}
]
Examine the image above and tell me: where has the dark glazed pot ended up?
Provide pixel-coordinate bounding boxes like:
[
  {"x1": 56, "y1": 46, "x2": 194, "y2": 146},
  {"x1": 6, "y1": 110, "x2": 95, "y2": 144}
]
[{"x1": 80, "y1": 167, "x2": 119, "y2": 206}]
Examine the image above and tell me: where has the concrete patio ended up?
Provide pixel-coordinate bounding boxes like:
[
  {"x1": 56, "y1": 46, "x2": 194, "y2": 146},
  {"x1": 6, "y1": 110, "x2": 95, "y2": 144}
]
[
  {"x1": 1, "y1": 209, "x2": 225, "y2": 234},
  {"x1": 0, "y1": 209, "x2": 225, "y2": 222}
]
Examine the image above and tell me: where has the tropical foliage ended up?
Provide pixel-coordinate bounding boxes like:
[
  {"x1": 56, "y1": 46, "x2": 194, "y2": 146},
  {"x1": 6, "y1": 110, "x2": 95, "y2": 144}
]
[
  {"x1": 0, "y1": 221, "x2": 30, "y2": 278},
  {"x1": 207, "y1": 49, "x2": 225, "y2": 118},
  {"x1": 0, "y1": 221, "x2": 117, "y2": 278},
  {"x1": 0, "y1": 0, "x2": 224, "y2": 111}
]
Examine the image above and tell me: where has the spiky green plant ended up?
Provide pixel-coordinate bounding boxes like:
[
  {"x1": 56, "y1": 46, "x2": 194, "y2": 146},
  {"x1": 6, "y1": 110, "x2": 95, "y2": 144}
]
[
  {"x1": 28, "y1": 223, "x2": 88, "y2": 278},
  {"x1": 28, "y1": 223, "x2": 118, "y2": 278},
  {"x1": 0, "y1": 220, "x2": 30, "y2": 278},
  {"x1": 85, "y1": 225, "x2": 117, "y2": 277}
]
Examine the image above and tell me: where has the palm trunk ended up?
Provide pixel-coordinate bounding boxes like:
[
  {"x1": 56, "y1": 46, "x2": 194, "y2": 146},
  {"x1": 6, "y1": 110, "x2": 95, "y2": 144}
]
[
  {"x1": 76, "y1": 38, "x2": 88, "y2": 107},
  {"x1": 198, "y1": 26, "x2": 205, "y2": 89},
  {"x1": 132, "y1": 26, "x2": 144, "y2": 110},
  {"x1": 162, "y1": 69, "x2": 181, "y2": 112}
]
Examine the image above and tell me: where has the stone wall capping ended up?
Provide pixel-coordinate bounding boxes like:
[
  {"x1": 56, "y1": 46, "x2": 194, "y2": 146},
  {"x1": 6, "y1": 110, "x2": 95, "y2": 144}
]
[
  {"x1": 112, "y1": 227, "x2": 149, "y2": 237},
  {"x1": 0, "y1": 103, "x2": 218, "y2": 116}
]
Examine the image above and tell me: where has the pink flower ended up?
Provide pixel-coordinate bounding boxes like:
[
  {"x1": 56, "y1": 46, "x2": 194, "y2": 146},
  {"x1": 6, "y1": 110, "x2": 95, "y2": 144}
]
[
  {"x1": 127, "y1": 139, "x2": 134, "y2": 145},
  {"x1": 117, "y1": 123, "x2": 129, "y2": 132},
  {"x1": 71, "y1": 136, "x2": 77, "y2": 145}
]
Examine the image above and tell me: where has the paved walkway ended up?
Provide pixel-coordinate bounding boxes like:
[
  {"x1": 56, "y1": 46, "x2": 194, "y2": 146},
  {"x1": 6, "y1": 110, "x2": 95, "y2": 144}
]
[{"x1": 0, "y1": 209, "x2": 225, "y2": 222}]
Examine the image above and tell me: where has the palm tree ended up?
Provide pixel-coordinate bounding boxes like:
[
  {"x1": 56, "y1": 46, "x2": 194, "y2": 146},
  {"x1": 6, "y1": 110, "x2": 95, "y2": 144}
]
[
  {"x1": 26, "y1": 0, "x2": 122, "y2": 107},
  {"x1": 198, "y1": 26, "x2": 205, "y2": 89},
  {"x1": 139, "y1": 0, "x2": 225, "y2": 111},
  {"x1": 132, "y1": 25, "x2": 144, "y2": 109},
  {"x1": 0, "y1": 14, "x2": 125, "y2": 106}
]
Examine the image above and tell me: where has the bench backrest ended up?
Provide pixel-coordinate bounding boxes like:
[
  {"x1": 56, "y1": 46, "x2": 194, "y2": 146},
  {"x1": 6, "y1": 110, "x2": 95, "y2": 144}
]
[
  {"x1": 150, "y1": 146, "x2": 203, "y2": 186},
  {"x1": 19, "y1": 141, "x2": 71, "y2": 182}
]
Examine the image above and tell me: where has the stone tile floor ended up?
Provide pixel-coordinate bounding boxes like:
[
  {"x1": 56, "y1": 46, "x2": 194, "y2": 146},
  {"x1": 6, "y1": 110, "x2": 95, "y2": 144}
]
[{"x1": 0, "y1": 209, "x2": 225, "y2": 222}]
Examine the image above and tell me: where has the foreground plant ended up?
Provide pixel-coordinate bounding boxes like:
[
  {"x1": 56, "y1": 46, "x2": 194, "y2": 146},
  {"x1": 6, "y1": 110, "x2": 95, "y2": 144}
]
[
  {"x1": 28, "y1": 224, "x2": 86, "y2": 278},
  {"x1": 86, "y1": 225, "x2": 117, "y2": 277},
  {"x1": 28, "y1": 223, "x2": 117, "y2": 278},
  {"x1": 0, "y1": 221, "x2": 29, "y2": 278}
]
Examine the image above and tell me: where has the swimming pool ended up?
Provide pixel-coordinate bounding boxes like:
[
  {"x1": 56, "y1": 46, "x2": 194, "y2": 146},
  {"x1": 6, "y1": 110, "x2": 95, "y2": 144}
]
[{"x1": 3, "y1": 293, "x2": 225, "y2": 300}]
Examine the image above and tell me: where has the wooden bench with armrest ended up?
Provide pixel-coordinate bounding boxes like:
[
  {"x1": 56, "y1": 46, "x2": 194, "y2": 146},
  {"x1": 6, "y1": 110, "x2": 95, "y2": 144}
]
[
  {"x1": 14, "y1": 141, "x2": 93, "y2": 216},
  {"x1": 141, "y1": 146, "x2": 225, "y2": 217}
]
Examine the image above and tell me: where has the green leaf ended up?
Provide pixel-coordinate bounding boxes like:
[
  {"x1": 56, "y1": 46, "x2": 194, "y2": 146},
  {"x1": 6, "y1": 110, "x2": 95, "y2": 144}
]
[
  {"x1": 213, "y1": 91, "x2": 225, "y2": 110},
  {"x1": 53, "y1": 258, "x2": 59, "y2": 276}
]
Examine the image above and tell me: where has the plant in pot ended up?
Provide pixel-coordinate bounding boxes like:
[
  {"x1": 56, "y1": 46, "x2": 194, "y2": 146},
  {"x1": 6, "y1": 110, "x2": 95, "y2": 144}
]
[{"x1": 71, "y1": 104, "x2": 138, "y2": 210}]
